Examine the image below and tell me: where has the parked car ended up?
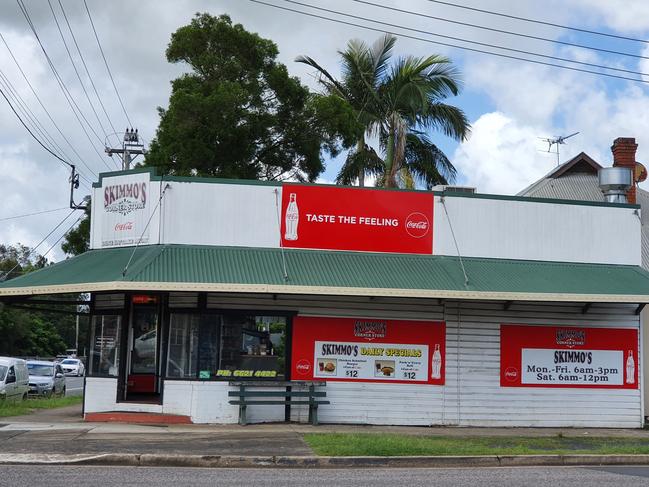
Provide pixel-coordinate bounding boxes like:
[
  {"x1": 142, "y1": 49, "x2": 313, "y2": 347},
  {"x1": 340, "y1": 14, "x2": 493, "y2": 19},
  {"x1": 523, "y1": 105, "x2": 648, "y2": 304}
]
[
  {"x1": 26, "y1": 360, "x2": 66, "y2": 397},
  {"x1": 59, "y1": 358, "x2": 85, "y2": 376},
  {"x1": 0, "y1": 357, "x2": 29, "y2": 402}
]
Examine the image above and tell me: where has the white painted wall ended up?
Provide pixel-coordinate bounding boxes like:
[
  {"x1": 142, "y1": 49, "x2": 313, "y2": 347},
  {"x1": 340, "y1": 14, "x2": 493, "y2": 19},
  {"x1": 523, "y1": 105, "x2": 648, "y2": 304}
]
[
  {"x1": 84, "y1": 377, "x2": 162, "y2": 415},
  {"x1": 433, "y1": 195, "x2": 641, "y2": 266},
  {"x1": 91, "y1": 175, "x2": 641, "y2": 265},
  {"x1": 159, "y1": 182, "x2": 281, "y2": 248}
]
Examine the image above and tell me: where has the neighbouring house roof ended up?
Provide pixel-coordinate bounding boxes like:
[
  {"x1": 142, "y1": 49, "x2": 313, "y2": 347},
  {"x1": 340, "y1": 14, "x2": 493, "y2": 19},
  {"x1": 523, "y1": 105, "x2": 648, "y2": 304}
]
[
  {"x1": 1, "y1": 245, "x2": 649, "y2": 303},
  {"x1": 518, "y1": 152, "x2": 649, "y2": 270}
]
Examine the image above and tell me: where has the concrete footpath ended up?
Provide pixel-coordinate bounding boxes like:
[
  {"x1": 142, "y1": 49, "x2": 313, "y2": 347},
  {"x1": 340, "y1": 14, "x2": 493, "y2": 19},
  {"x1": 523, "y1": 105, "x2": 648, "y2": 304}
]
[{"x1": 1, "y1": 404, "x2": 649, "y2": 468}]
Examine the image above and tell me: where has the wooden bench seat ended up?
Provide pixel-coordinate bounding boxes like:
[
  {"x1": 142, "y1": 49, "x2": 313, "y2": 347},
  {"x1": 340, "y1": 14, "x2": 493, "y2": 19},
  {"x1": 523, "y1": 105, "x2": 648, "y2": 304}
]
[{"x1": 228, "y1": 381, "x2": 329, "y2": 425}]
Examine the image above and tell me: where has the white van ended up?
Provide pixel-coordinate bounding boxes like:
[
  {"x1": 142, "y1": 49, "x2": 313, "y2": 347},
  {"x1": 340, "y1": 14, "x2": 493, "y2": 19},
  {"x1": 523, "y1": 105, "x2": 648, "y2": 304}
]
[{"x1": 0, "y1": 357, "x2": 29, "y2": 402}]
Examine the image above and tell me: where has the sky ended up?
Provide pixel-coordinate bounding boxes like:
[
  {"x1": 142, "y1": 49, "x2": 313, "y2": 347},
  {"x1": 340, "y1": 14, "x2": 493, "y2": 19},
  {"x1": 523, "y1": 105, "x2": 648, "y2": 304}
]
[{"x1": 1, "y1": 0, "x2": 649, "y2": 262}]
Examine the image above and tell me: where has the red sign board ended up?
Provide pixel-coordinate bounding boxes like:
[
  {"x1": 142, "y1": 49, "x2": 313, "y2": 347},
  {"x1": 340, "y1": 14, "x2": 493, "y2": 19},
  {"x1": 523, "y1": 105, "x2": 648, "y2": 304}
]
[
  {"x1": 291, "y1": 316, "x2": 445, "y2": 385},
  {"x1": 500, "y1": 324, "x2": 638, "y2": 389},
  {"x1": 281, "y1": 184, "x2": 433, "y2": 254}
]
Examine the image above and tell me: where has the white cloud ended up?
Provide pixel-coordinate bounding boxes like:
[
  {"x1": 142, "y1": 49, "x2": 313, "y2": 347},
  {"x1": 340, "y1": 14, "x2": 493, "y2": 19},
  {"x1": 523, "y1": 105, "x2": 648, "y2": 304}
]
[
  {"x1": 452, "y1": 112, "x2": 554, "y2": 194},
  {"x1": 571, "y1": 0, "x2": 649, "y2": 33}
]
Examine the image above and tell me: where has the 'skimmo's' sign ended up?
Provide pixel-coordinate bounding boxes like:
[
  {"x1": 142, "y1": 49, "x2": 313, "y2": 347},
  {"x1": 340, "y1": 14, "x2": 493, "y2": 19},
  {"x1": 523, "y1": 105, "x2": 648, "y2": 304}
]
[
  {"x1": 280, "y1": 183, "x2": 433, "y2": 254},
  {"x1": 100, "y1": 173, "x2": 152, "y2": 248},
  {"x1": 291, "y1": 316, "x2": 446, "y2": 385},
  {"x1": 500, "y1": 324, "x2": 638, "y2": 389},
  {"x1": 104, "y1": 181, "x2": 147, "y2": 215}
]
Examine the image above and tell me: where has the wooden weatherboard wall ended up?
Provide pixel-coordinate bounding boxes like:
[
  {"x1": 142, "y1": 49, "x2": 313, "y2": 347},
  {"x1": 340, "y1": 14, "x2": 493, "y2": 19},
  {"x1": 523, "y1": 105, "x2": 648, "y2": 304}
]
[{"x1": 83, "y1": 294, "x2": 642, "y2": 427}]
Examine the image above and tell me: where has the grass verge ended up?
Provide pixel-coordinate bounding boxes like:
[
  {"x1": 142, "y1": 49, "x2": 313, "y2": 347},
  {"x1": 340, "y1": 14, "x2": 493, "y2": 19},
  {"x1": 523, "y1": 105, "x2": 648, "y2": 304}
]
[
  {"x1": 304, "y1": 433, "x2": 649, "y2": 456},
  {"x1": 0, "y1": 395, "x2": 82, "y2": 418}
]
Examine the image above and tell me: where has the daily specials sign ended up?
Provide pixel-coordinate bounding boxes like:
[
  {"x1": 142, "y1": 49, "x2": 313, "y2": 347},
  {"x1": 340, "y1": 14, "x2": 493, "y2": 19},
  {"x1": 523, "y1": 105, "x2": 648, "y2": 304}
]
[
  {"x1": 100, "y1": 173, "x2": 151, "y2": 247},
  {"x1": 291, "y1": 316, "x2": 445, "y2": 385},
  {"x1": 500, "y1": 324, "x2": 638, "y2": 389},
  {"x1": 280, "y1": 183, "x2": 433, "y2": 254}
]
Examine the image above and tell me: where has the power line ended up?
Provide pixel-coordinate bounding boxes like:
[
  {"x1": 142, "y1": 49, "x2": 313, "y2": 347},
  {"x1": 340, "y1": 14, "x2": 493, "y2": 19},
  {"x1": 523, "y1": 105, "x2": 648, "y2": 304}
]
[
  {"x1": 0, "y1": 207, "x2": 69, "y2": 222},
  {"x1": 0, "y1": 31, "x2": 102, "y2": 182},
  {"x1": 42, "y1": 213, "x2": 84, "y2": 259},
  {"x1": 0, "y1": 208, "x2": 77, "y2": 281},
  {"x1": 47, "y1": 0, "x2": 112, "y2": 151},
  {"x1": 0, "y1": 70, "x2": 67, "y2": 162},
  {"x1": 84, "y1": 0, "x2": 133, "y2": 128},
  {"x1": 0, "y1": 69, "x2": 95, "y2": 185},
  {"x1": 423, "y1": 0, "x2": 649, "y2": 45},
  {"x1": 248, "y1": 0, "x2": 649, "y2": 85},
  {"x1": 0, "y1": 71, "x2": 94, "y2": 189},
  {"x1": 16, "y1": 0, "x2": 113, "y2": 172},
  {"x1": 0, "y1": 85, "x2": 94, "y2": 189},
  {"x1": 57, "y1": 0, "x2": 119, "y2": 144},
  {"x1": 355, "y1": 0, "x2": 649, "y2": 61},
  {"x1": 280, "y1": 0, "x2": 649, "y2": 79}
]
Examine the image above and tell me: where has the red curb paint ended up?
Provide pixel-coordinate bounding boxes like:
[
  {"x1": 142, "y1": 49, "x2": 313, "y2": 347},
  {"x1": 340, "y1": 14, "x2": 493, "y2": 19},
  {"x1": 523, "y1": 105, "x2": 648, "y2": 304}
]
[{"x1": 84, "y1": 412, "x2": 192, "y2": 424}]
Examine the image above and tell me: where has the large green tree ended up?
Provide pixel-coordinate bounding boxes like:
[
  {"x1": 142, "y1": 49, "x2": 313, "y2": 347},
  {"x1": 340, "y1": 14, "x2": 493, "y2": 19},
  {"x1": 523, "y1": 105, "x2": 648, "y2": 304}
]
[
  {"x1": 0, "y1": 245, "x2": 68, "y2": 357},
  {"x1": 145, "y1": 13, "x2": 355, "y2": 181},
  {"x1": 298, "y1": 34, "x2": 470, "y2": 189}
]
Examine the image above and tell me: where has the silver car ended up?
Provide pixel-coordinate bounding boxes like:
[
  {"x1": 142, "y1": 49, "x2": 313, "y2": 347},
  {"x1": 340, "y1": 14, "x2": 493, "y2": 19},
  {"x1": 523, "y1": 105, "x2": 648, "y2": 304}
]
[{"x1": 27, "y1": 361, "x2": 66, "y2": 397}]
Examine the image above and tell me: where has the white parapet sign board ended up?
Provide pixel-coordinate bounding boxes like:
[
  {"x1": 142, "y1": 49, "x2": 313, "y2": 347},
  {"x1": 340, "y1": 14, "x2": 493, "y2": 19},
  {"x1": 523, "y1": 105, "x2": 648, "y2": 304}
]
[{"x1": 93, "y1": 171, "x2": 156, "y2": 248}]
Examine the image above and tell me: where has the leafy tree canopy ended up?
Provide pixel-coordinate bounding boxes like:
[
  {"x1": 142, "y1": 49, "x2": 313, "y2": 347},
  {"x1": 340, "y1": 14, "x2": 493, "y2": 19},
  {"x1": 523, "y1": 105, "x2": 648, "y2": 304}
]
[
  {"x1": 145, "y1": 13, "x2": 358, "y2": 181},
  {"x1": 0, "y1": 244, "x2": 70, "y2": 357},
  {"x1": 61, "y1": 204, "x2": 91, "y2": 257}
]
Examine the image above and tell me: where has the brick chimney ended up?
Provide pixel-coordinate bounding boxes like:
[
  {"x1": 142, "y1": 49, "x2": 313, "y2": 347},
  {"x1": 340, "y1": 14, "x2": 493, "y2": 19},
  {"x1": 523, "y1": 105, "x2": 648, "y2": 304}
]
[{"x1": 611, "y1": 137, "x2": 638, "y2": 204}]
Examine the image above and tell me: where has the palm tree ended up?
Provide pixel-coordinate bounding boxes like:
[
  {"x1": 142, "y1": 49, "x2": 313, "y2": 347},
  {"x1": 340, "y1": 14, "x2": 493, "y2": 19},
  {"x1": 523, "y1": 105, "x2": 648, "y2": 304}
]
[
  {"x1": 296, "y1": 35, "x2": 395, "y2": 186},
  {"x1": 297, "y1": 35, "x2": 470, "y2": 189}
]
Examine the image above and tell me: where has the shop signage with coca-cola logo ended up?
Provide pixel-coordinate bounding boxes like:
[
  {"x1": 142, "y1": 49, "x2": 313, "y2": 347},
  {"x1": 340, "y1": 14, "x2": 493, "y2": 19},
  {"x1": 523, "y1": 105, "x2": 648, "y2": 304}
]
[
  {"x1": 280, "y1": 184, "x2": 433, "y2": 254},
  {"x1": 100, "y1": 173, "x2": 152, "y2": 248},
  {"x1": 291, "y1": 316, "x2": 445, "y2": 385},
  {"x1": 500, "y1": 324, "x2": 638, "y2": 389}
]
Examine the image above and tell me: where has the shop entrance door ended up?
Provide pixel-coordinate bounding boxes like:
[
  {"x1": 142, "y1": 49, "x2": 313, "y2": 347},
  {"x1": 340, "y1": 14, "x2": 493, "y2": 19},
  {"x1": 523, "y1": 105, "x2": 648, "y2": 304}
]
[{"x1": 124, "y1": 302, "x2": 161, "y2": 402}]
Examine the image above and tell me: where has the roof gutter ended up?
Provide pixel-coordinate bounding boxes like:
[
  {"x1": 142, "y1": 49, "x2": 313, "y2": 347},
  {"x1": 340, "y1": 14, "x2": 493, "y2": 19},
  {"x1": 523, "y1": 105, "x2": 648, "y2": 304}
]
[{"x1": 1, "y1": 281, "x2": 648, "y2": 304}]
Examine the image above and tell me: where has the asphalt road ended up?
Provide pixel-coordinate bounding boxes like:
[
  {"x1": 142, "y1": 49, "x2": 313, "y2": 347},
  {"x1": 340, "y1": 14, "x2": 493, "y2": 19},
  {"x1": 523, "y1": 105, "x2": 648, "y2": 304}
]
[
  {"x1": 1, "y1": 466, "x2": 649, "y2": 487},
  {"x1": 64, "y1": 376, "x2": 83, "y2": 397}
]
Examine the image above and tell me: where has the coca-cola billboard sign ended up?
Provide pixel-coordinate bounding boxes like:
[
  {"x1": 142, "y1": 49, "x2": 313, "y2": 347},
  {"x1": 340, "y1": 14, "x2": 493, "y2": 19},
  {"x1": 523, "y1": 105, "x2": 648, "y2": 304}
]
[
  {"x1": 99, "y1": 173, "x2": 152, "y2": 248},
  {"x1": 280, "y1": 184, "x2": 434, "y2": 254}
]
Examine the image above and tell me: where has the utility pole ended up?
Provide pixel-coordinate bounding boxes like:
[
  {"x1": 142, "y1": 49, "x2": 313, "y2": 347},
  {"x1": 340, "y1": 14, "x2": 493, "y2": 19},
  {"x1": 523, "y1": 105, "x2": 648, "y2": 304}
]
[{"x1": 105, "y1": 128, "x2": 145, "y2": 170}]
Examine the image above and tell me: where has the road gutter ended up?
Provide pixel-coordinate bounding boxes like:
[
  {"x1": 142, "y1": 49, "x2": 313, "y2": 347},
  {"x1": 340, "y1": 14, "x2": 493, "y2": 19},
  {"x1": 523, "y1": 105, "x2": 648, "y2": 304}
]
[{"x1": 1, "y1": 453, "x2": 649, "y2": 468}]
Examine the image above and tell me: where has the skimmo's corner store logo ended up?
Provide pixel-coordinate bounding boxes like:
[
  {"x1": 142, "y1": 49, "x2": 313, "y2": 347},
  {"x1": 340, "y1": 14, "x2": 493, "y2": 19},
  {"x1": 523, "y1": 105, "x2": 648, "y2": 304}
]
[{"x1": 104, "y1": 182, "x2": 147, "y2": 216}]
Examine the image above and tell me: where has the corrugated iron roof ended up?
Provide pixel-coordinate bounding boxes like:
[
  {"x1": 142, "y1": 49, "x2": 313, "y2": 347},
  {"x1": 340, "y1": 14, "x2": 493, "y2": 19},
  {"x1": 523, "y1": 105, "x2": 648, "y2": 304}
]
[{"x1": 1, "y1": 245, "x2": 649, "y2": 303}]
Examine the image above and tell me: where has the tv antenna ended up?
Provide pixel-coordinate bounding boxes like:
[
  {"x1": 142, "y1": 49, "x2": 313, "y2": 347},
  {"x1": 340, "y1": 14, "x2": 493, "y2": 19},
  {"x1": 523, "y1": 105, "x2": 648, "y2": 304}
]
[{"x1": 539, "y1": 132, "x2": 579, "y2": 166}]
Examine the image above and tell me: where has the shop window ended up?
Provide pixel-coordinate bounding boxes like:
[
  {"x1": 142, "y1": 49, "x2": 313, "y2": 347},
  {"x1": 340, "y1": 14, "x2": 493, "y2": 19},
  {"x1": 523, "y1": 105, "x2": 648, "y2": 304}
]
[
  {"x1": 216, "y1": 315, "x2": 287, "y2": 380},
  {"x1": 165, "y1": 314, "x2": 220, "y2": 379},
  {"x1": 89, "y1": 315, "x2": 122, "y2": 376},
  {"x1": 166, "y1": 314, "x2": 200, "y2": 378},
  {"x1": 198, "y1": 314, "x2": 220, "y2": 376}
]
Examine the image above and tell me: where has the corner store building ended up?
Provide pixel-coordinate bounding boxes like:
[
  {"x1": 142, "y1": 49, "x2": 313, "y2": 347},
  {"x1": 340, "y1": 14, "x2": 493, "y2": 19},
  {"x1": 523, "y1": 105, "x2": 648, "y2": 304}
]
[{"x1": 2, "y1": 167, "x2": 649, "y2": 427}]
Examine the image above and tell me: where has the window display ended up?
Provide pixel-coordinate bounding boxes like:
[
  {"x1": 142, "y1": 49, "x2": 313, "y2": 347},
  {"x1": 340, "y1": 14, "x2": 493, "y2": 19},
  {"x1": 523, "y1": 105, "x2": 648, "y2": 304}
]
[
  {"x1": 215, "y1": 315, "x2": 287, "y2": 379},
  {"x1": 89, "y1": 315, "x2": 121, "y2": 376}
]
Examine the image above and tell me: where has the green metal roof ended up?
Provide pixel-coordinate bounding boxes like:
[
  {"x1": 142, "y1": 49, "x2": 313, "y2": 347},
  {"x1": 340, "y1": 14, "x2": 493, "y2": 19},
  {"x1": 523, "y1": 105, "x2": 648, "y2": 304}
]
[{"x1": 2, "y1": 245, "x2": 649, "y2": 303}]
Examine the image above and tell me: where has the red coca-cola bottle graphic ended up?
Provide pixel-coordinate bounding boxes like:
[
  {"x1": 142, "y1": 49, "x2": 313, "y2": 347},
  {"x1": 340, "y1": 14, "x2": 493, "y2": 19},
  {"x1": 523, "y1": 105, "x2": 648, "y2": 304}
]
[{"x1": 285, "y1": 193, "x2": 299, "y2": 241}]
